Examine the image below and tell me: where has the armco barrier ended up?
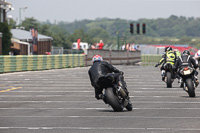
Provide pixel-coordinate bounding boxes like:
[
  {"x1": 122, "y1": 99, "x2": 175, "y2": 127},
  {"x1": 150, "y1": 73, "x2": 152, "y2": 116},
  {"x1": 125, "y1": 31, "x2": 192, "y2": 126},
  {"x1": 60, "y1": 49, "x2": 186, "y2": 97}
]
[
  {"x1": 142, "y1": 54, "x2": 162, "y2": 66},
  {"x1": 0, "y1": 54, "x2": 85, "y2": 73}
]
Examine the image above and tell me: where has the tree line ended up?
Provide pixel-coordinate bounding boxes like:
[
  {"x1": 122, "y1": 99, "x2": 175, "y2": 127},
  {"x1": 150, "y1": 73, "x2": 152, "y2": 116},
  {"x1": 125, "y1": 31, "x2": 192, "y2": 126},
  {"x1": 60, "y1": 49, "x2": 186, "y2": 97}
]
[{"x1": 9, "y1": 15, "x2": 200, "y2": 49}]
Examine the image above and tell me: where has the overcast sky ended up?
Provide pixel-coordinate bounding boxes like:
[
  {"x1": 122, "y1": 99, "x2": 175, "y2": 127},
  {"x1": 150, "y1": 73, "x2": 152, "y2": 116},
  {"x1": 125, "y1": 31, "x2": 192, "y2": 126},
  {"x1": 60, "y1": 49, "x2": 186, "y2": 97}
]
[{"x1": 6, "y1": 0, "x2": 200, "y2": 24}]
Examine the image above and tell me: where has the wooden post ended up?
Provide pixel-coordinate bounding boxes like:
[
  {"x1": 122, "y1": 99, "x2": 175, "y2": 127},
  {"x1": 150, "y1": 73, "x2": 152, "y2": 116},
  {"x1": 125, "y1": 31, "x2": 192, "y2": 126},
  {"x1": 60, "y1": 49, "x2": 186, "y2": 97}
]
[
  {"x1": 109, "y1": 49, "x2": 112, "y2": 64},
  {"x1": 84, "y1": 54, "x2": 87, "y2": 67},
  {"x1": 127, "y1": 50, "x2": 129, "y2": 64}
]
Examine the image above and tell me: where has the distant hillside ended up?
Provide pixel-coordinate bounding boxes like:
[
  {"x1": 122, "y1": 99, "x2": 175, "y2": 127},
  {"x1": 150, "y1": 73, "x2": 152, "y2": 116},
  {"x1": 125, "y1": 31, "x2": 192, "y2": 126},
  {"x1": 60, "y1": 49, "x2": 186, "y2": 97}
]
[
  {"x1": 57, "y1": 15, "x2": 200, "y2": 38},
  {"x1": 29, "y1": 15, "x2": 200, "y2": 49}
]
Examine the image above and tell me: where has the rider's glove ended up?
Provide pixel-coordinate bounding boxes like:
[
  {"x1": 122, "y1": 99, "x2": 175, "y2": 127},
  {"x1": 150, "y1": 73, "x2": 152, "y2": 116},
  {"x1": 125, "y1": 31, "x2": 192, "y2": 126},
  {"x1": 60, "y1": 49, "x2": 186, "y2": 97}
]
[{"x1": 155, "y1": 63, "x2": 159, "y2": 67}]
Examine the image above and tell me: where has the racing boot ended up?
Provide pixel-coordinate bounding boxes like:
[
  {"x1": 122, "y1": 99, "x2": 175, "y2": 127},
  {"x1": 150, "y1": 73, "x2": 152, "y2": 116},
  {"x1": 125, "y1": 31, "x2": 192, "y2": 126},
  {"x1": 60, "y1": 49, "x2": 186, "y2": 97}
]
[
  {"x1": 183, "y1": 85, "x2": 188, "y2": 92},
  {"x1": 178, "y1": 77, "x2": 183, "y2": 88},
  {"x1": 101, "y1": 94, "x2": 107, "y2": 104},
  {"x1": 125, "y1": 96, "x2": 132, "y2": 111},
  {"x1": 96, "y1": 94, "x2": 107, "y2": 104},
  {"x1": 96, "y1": 93, "x2": 103, "y2": 100},
  {"x1": 161, "y1": 70, "x2": 165, "y2": 81},
  {"x1": 194, "y1": 76, "x2": 199, "y2": 87}
]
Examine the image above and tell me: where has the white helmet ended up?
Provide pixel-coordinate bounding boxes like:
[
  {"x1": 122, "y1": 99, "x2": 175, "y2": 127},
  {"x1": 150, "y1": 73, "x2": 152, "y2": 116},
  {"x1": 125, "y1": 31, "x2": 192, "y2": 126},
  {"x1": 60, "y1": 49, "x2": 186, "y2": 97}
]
[
  {"x1": 195, "y1": 50, "x2": 200, "y2": 59},
  {"x1": 92, "y1": 55, "x2": 103, "y2": 63}
]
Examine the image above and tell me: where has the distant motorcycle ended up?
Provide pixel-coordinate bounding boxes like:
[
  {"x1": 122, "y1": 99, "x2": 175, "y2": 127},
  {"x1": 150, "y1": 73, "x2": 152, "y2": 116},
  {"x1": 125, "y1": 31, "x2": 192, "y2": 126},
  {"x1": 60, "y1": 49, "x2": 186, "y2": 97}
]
[
  {"x1": 179, "y1": 66, "x2": 196, "y2": 97},
  {"x1": 100, "y1": 74, "x2": 132, "y2": 112},
  {"x1": 163, "y1": 63, "x2": 176, "y2": 88}
]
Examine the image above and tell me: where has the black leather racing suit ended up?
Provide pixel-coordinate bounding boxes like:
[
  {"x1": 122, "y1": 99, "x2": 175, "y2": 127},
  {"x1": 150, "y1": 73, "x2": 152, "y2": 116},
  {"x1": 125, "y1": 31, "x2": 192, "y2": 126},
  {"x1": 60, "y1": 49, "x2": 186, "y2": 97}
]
[
  {"x1": 174, "y1": 55, "x2": 198, "y2": 71},
  {"x1": 174, "y1": 55, "x2": 198, "y2": 80},
  {"x1": 88, "y1": 61, "x2": 125, "y2": 100}
]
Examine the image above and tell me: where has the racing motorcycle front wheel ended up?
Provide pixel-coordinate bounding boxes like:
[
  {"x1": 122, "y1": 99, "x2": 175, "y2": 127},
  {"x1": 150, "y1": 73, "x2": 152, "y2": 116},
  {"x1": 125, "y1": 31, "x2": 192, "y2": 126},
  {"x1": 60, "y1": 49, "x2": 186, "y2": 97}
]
[{"x1": 166, "y1": 72, "x2": 172, "y2": 88}]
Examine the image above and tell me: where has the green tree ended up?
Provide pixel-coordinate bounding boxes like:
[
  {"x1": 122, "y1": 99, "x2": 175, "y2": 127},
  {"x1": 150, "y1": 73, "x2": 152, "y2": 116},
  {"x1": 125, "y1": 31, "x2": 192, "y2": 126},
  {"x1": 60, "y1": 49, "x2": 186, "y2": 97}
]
[
  {"x1": 88, "y1": 28, "x2": 110, "y2": 43},
  {"x1": 9, "y1": 18, "x2": 16, "y2": 29},
  {"x1": 0, "y1": 22, "x2": 12, "y2": 55},
  {"x1": 21, "y1": 17, "x2": 40, "y2": 30},
  {"x1": 38, "y1": 24, "x2": 51, "y2": 36},
  {"x1": 68, "y1": 29, "x2": 94, "y2": 46},
  {"x1": 49, "y1": 25, "x2": 70, "y2": 48}
]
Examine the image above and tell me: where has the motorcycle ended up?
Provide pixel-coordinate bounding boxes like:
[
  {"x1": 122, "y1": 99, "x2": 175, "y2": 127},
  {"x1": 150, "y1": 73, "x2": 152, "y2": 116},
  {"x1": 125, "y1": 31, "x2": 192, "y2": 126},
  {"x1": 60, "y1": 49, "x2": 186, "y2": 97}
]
[
  {"x1": 163, "y1": 63, "x2": 176, "y2": 88},
  {"x1": 100, "y1": 74, "x2": 132, "y2": 112},
  {"x1": 179, "y1": 65, "x2": 196, "y2": 97}
]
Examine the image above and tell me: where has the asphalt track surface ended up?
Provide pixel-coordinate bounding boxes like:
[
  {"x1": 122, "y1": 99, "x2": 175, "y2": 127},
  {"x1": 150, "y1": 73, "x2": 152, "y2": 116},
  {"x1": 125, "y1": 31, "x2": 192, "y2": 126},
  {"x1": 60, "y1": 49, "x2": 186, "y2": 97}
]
[{"x1": 0, "y1": 65, "x2": 200, "y2": 133}]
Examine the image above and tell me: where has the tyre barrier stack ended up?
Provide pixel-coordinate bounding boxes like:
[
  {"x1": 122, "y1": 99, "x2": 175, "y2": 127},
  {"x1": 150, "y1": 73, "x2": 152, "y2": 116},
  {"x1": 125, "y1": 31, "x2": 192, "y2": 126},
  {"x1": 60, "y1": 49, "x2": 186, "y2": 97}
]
[{"x1": 0, "y1": 54, "x2": 85, "y2": 73}]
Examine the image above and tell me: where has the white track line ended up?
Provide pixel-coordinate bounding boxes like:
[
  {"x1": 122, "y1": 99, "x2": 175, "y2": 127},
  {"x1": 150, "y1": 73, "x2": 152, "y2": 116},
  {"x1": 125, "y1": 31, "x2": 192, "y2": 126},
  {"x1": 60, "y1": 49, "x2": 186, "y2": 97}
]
[
  {"x1": 0, "y1": 127, "x2": 199, "y2": 131},
  {"x1": 2, "y1": 90, "x2": 200, "y2": 94},
  {"x1": 0, "y1": 101, "x2": 200, "y2": 104},
  {"x1": 0, "y1": 116, "x2": 200, "y2": 119},
  {"x1": 0, "y1": 95, "x2": 196, "y2": 98}
]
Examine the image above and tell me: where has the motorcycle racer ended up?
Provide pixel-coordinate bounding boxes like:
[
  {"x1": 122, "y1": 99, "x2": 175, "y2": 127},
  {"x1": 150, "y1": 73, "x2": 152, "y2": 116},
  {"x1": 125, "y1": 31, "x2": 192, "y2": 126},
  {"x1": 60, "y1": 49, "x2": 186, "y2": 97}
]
[
  {"x1": 88, "y1": 55, "x2": 129, "y2": 101},
  {"x1": 174, "y1": 50, "x2": 199, "y2": 87},
  {"x1": 194, "y1": 50, "x2": 200, "y2": 68},
  {"x1": 155, "y1": 47, "x2": 176, "y2": 81}
]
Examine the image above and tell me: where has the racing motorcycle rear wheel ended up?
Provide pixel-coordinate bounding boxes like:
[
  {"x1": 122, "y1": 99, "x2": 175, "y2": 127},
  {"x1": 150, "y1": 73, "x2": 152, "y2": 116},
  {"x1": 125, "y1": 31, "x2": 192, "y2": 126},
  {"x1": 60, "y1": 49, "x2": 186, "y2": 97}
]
[
  {"x1": 185, "y1": 78, "x2": 195, "y2": 97},
  {"x1": 105, "y1": 87, "x2": 123, "y2": 112},
  {"x1": 166, "y1": 72, "x2": 172, "y2": 88}
]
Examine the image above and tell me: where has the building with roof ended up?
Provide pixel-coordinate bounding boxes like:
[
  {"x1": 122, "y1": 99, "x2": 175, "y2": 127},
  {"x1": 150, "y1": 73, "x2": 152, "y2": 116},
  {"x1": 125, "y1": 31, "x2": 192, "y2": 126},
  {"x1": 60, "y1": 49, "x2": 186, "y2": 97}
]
[
  {"x1": 11, "y1": 29, "x2": 53, "y2": 55},
  {"x1": 0, "y1": 0, "x2": 53, "y2": 55}
]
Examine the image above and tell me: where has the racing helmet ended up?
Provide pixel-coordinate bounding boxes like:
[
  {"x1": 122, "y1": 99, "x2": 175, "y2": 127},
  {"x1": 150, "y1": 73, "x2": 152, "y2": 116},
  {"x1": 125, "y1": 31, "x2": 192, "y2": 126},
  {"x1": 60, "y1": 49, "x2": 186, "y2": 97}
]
[
  {"x1": 182, "y1": 50, "x2": 190, "y2": 55},
  {"x1": 92, "y1": 55, "x2": 103, "y2": 63},
  {"x1": 165, "y1": 47, "x2": 173, "y2": 52},
  {"x1": 195, "y1": 50, "x2": 200, "y2": 57}
]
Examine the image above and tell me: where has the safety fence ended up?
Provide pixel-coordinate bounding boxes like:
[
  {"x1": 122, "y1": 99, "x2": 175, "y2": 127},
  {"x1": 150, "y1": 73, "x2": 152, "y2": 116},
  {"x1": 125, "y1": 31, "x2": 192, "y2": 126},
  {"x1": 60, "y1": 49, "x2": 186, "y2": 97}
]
[
  {"x1": 0, "y1": 54, "x2": 85, "y2": 73},
  {"x1": 0, "y1": 50, "x2": 142, "y2": 73},
  {"x1": 142, "y1": 54, "x2": 162, "y2": 66}
]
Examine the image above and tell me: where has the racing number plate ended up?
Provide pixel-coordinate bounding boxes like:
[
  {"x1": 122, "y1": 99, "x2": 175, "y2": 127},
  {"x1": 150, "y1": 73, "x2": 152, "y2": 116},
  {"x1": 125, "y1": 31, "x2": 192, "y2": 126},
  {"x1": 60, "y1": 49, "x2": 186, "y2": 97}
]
[{"x1": 183, "y1": 70, "x2": 191, "y2": 75}]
